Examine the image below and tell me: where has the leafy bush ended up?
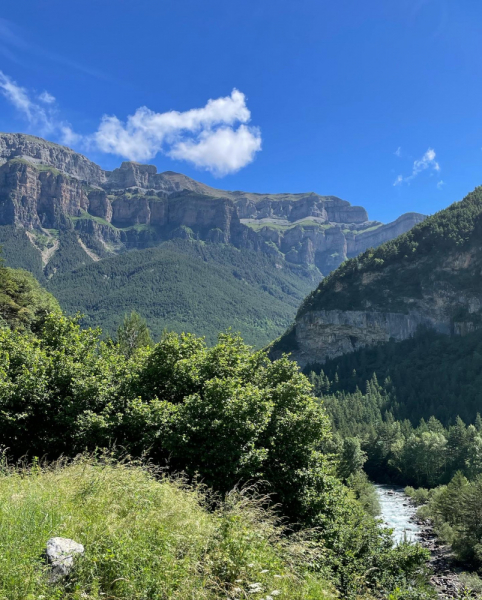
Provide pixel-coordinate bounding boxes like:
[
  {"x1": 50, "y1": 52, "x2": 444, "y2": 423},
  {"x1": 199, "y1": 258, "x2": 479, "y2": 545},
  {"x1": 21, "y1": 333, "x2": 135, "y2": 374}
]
[
  {"x1": 414, "y1": 473, "x2": 482, "y2": 569},
  {"x1": 348, "y1": 472, "x2": 381, "y2": 516},
  {"x1": 0, "y1": 313, "x2": 433, "y2": 598},
  {"x1": 459, "y1": 572, "x2": 482, "y2": 594},
  {"x1": 404, "y1": 487, "x2": 430, "y2": 506},
  {"x1": 0, "y1": 263, "x2": 60, "y2": 330}
]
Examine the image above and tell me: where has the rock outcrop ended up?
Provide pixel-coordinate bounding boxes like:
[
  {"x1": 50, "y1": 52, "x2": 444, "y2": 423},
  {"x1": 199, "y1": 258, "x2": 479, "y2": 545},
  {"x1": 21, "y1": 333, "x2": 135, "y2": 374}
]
[
  {"x1": 0, "y1": 133, "x2": 105, "y2": 185},
  {"x1": 289, "y1": 309, "x2": 451, "y2": 367},
  {"x1": 0, "y1": 133, "x2": 425, "y2": 277}
]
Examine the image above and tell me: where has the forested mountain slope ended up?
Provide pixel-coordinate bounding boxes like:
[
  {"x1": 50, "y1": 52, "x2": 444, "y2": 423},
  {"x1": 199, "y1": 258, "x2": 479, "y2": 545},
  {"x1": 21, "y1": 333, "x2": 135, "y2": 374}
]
[
  {"x1": 272, "y1": 186, "x2": 482, "y2": 365},
  {"x1": 47, "y1": 239, "x2": 315, "y2": 346},
  {"x1": 0, "y1": 258, "x2": 59, "y2": 330}
]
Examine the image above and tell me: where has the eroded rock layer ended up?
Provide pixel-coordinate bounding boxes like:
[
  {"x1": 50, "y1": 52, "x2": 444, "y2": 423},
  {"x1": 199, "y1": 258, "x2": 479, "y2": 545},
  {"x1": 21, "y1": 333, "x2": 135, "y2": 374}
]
[{"x1": 0, "y1": 132, "x2": 425, "y2": 277}]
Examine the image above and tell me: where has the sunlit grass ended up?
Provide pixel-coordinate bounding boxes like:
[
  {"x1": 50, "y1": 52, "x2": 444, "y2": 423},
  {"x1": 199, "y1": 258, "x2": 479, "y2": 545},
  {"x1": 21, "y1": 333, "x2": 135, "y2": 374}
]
[{"x1": 0, "y1": 456, "x2": 335, "y2": 600}]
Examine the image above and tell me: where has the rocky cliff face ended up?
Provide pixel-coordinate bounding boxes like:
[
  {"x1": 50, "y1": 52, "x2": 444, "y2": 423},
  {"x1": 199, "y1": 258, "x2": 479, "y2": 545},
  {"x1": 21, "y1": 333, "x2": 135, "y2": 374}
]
[
  {"x1": 287, "y1": 309, "x2": 452, "y2": 367},
  {"x1": 346, "y1": 212, "x2": 426, "y2": 258},
  {"x1": 271, "y1": 187, "x2": 482, "y2": 366},
  {"x1": 0, "y1": 133, "x2": 425, "y2": 277},
  {"x1": 0, "y1": 160, "x2": 89, "y2": 229},
  {"x1": 0, "y1": 133, "x2": 105, "y2": 186}
]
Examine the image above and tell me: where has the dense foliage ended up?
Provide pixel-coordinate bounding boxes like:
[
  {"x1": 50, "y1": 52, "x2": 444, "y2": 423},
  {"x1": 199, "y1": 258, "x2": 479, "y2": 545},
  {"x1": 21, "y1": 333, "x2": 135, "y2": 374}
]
[
  {"x1": 46, "y1": 239, "x2": 317, "y2": 347},
  {"x1": 0, "y1": 260, "x2": 59, "y2": 330},
  {"x1": 309, "y1": 361, "x2": 482, "y2": 487},
  {"x1": 0, "y1": 225, "x2": 44, "y2": 280},
  {"x1": 0, "y1": 308, "x2": 432, "y2": 598},
  {"x1": 407, "y1": 473, "x2": 482, "y2": 571},
  {"x1": 310, "y1": 327, "x2": 482, "y2": 425},
  {"x1": 116, "y1": 310, "x2": 153, "y2": 356}
]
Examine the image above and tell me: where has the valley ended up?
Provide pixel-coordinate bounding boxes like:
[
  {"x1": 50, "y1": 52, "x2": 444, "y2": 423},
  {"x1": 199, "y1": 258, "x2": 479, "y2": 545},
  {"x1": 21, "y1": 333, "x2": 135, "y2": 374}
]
[{"x1": 3, "y1": 3, "x2": 482, "y2": 599}]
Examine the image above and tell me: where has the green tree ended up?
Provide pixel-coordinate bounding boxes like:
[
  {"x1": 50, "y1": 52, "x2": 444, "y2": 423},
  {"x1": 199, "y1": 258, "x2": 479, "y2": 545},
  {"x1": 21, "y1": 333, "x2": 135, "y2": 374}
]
[
  {"x1": 117, "y1": 310, "x2": 153, "y2": 356},
  {"x1": 0, "y1": 258, "x2": 59, "y2": 331},
  {"x1": 338, "y1": 437, "x2": 367, "y2": 480}
]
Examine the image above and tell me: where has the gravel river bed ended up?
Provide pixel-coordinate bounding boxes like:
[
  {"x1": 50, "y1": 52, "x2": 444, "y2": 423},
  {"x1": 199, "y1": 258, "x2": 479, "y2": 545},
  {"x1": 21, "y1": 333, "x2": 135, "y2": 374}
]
[{"x1": 375, "y1": 484, "x2": 463, "y2": 598}]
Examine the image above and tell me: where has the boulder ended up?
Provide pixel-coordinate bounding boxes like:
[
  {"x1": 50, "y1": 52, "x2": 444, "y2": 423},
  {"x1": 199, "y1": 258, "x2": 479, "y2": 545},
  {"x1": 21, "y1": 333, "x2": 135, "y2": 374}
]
[{"x1": 46, "y1": 536, "x2": 84, "y2": 581}]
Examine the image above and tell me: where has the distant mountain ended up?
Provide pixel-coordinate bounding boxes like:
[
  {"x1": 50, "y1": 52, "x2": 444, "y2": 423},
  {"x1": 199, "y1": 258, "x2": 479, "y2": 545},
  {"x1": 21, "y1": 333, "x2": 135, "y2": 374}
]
[
  {"x1": 0, "y1": 133, "x2": 425, "y2": 343},
  {"x1": 271, "y1": 186, "x2": 482, "y2": 364}
]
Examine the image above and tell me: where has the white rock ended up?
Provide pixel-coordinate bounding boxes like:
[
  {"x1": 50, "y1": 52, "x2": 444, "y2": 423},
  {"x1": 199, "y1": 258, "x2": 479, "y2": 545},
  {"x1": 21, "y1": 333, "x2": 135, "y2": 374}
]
[{"x1": 46, "y1": 537, "x2": 84, "y2": 581}]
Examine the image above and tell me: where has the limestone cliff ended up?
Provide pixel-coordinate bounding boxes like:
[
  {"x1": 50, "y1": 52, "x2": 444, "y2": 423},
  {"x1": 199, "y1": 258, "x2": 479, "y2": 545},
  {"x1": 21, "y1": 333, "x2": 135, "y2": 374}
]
[
  {"x1": 271, "y1": 187, "x2": 482, "y2": 366},
  {"x1": 0, "y1": 133, "x2": 425, "y2": 278}
]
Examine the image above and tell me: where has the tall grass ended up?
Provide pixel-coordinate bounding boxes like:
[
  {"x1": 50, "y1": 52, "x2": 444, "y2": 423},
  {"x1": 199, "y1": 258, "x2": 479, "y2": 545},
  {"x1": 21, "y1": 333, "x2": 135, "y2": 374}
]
[{"x1": 0, "y1": 456, "x2": 334, "y2": 600}]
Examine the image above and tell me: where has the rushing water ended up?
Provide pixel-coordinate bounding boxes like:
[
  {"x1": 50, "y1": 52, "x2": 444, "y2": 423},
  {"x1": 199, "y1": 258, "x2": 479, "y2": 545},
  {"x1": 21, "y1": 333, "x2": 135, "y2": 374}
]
[{"x1": 375, "y1": 484, "x2": 422, "y2": 544}]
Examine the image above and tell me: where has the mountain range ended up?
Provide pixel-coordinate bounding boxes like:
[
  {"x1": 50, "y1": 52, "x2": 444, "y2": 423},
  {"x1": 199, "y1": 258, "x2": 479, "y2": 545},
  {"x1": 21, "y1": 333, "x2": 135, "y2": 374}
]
[{"x1": 0, "y1": 132, "x2": 425, "y2": 344}]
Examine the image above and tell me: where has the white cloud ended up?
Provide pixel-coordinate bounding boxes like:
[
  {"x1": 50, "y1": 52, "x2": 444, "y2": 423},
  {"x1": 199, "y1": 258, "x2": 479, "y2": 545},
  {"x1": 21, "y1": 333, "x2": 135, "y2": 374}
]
[
  {"x1": 39, "y1": 90, "x2": 55, "y2": 104},
  {"x1": 0, "y1": 70, "x2": 50, "y2": 129},
  {"x1": 395, "y1": 146, "x2": 402, "y2": 157},
  {"x1": 0, "y1": 70, "x2": 77, "y2": 144},
  {"x1": 437, "y1": 180, "x2": 445, "y2": 190},
  {"x1": 169, "y1": 125, "x2": 262, "y2": 176},
  {"x1": 0, "y1": 69, "x2": 262, "y2": 176},
  {"x1": 394, "y1": 148, "x2": 440, "y2": 186},
  {"x1": 59, "y1": 125, "x2": 82, "y2": 147},
  {"x1": 93, "y1": 89, "x2": 262, "y2": 175}
]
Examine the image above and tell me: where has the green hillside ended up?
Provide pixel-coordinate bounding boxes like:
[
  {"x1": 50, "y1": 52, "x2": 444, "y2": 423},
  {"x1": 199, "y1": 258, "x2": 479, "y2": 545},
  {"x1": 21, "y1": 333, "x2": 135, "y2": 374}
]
[
  {"x1": 47, "y1": 239, "x2": 318, "y2": 346},
  {"x1": 298, "y1": 185, "x2": 482, "y2": 317},
  {"x1": 0, "y1": 226, "x2": 45, "y2": 281},
  {"x1": 0, "y1": 259, "x2": 59, "y2": 331}
]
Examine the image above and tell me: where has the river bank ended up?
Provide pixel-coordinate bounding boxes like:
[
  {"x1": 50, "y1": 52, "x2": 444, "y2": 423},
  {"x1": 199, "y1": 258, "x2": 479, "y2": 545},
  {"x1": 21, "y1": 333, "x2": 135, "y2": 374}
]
[
  {"x1": 414, "y1": 512, "x2": 462, "y2": 598},
  {"x1": 375, "y1": 485, "x2": 463, "y2": 599}
]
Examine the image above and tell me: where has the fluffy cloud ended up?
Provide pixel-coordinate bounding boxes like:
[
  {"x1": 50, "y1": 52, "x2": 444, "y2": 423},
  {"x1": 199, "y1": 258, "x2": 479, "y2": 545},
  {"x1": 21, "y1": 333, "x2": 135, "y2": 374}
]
[
  {"x1": 0, "y1": 70, "x2": 262, "y2": 176},
  {"x1": 93, "y1": 89, "x2": 261, "y2": 175},
  {"x1": 169, "y1": 125, "x2": 261, "y2": 176},
  {"x1": 394, "y1": 148, "x2": 440, "y2": 186}
]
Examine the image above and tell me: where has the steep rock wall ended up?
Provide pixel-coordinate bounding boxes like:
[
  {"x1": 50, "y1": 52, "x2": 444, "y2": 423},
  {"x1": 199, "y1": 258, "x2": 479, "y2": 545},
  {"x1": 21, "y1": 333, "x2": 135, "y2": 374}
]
[{"x1": 289, "y1": 309, "x2": 451, "y2": 367}]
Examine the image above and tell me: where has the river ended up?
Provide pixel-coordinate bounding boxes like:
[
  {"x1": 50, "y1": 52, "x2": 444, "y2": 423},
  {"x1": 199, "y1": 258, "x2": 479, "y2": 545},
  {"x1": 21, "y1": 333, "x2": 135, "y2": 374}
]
[
  {"x1": 375, "y1": 484, "x2": 421, "y2": 544},
  {"x1": 375, "y1": 485, "x2": 463, "y2": 597}
]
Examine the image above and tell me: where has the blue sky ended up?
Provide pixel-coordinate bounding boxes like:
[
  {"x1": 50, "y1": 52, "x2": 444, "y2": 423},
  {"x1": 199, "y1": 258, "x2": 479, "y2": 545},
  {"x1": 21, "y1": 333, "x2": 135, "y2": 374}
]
[{"x1": 0, "y1": 0, "x2": 481, "y2": 222}]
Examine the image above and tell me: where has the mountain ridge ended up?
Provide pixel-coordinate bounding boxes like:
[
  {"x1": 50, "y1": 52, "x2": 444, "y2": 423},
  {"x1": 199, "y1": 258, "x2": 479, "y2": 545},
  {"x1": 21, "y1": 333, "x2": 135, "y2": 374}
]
[
  {"x1": 271, "y1": 186, "x2": 482, "y2": 365},
  {"x1": 0, "y1": 132, "x2": 427, "y2": 345},
  {"x1": 0, "y1": 132, "x2": 425, "y2": 277}
]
